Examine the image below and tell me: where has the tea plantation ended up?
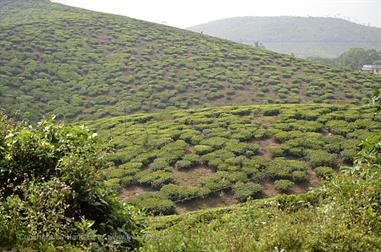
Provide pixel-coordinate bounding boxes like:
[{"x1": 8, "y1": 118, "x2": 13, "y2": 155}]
[
  {"x1": 87, "y1": 104, "x2": 381, "y2": 215},
  {"x1": 1, "y1": 0, "x2": 381, "y2": 122}
]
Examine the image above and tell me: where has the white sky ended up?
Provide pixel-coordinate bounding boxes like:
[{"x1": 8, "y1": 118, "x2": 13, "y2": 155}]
[{"x1": 51, "y1": 0, "x2": 381, "y2": 28}]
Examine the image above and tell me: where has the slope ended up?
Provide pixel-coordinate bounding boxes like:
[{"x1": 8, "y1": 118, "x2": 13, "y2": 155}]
[
  {"x1": 141, "y1": 122, "x2": 381, "y2": 251},
  {"x1": 0, "y1": 0, "x2": 380, "y2": 122},
  {"x1": 87, "y1": 104, "x2": 381, "y2": 214},
  {"x1": 188, "y1": 16, "x2": 381, "y2": 58}
]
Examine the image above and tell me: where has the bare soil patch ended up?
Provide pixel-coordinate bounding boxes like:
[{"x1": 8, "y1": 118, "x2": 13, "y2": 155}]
[
  {"x1": 307, "y1": 168, "x2": 320, "y2": 187},
  {"x1": 259, "y1": 138, "x2": 280, "y2": 160},
  {"x1": 118, "y1": 185, "x2": 154, "y2": 201},
  {"x1": 172, "y1": 166, "x2": 214, "y2": 187},
  {"x1": 263, "y1": 181, "x2": 278, "y2": 197},
  {"x1": 289, "y1": 183, "x2": 306, "y2": 194}
]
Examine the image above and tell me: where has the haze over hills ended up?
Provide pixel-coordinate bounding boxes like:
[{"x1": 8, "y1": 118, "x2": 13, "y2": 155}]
[
  {"x1": 188, "y1": 16, "x2": 381, "y2": 58},
  {"x1": 1, "y1": 0, "x2": 380, "y2": 122}
]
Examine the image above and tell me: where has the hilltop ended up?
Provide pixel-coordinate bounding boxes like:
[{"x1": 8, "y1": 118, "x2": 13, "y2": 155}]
[
  {"x1": 188, "y1": 16, "x2": 381, "y2": 58},
  {"x1": 87, "y1": 104, "x2": 381, "y2": 214},
  {"x1": 0, "y1": 0, "x2": 380, "y2": 122}
]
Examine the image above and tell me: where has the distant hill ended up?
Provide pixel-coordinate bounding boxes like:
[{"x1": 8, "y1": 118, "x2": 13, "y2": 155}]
[
  {"x1": 0, "y1": 1, "x2": 380, "y2": 122},
  {"x1": 188, "y1": 16, "x2": 381, "y2": 58}
]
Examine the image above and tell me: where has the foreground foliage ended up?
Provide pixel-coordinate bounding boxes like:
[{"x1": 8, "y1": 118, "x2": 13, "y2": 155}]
[{"x1": 0, "y1": 114, "x2": 144, "y2": 251}]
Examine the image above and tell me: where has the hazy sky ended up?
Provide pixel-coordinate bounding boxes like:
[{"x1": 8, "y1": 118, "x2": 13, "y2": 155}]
[{"x1": 51, "y1": 0, "x2": 381, "y2": 28}]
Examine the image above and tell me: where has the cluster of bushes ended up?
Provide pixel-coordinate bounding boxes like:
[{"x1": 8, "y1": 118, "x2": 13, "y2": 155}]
[
  {"x1": 142, "y1": 108, "x2": 381, "y2": 251},
  {"x1": 91, "y1": 104, "x2": 381, "y2": 213},
  {"x1": 0, "y1": 115, "x2": 144, "y2": 251}
]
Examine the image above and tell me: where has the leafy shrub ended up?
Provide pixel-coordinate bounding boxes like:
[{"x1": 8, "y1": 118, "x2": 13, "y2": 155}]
[
  {"x1": 307, "y1": 150, "x2": 336, "y2": 168},
  {"x1": 341, "y1": 148, "x2": 357, "y2": 163},
  {"x1": 0, "y1": 117, "x2": 144, "y2": 250},
  {"x1": 182, "y1": 153, "x2": 200, "y2": 165},
  {"x1": 269, "y1": 146, "x2": 284, "y2": 157},
  {"x1": 200, "y1": 172, "x2": 247, "y2": 193},
  {"x1": 263, "y1": 108, "x2": 280, "y2": 116},
  {"x1": 136, "y1": 170, "x2": 174, "y2": 189},
  {"x1": 126, "y1": 192, "x2": 175, "y2": 215},
  {"x1": 175, "y1": 160, "x2": 193, "y2": 170},
  {"x1": 160, "y1": 184, "x2": 198, "y2": 201},
  {"x1": 326, "y1": 120, "x2": 350, "y2": 135},
  {"x1": 314, "y1": 166, "x2": 336, "y2": 179},
  {"x1": 200, "y1": 137, "x2": 227, "y2": 149},
  {"x1": 107, "y1": 168, "x2": 128, "y2": 178},
  {"x1": 233, "y1": 182, "x2": 263, "y2": 202},
  {"x1": 120, "y1": 162, "x2": 143, "y2": 170},
  {"x1": 267, "y1": 158, "x2": 306, "y2": 179},
  {"x1": 274, "y1": 179, "x2": 294, "y2": 193},
  {"x1": 291, "y1": 170, "x2": 308, "y2": 183},
  {"x1": 149, "y1": 158, "x2": 170, "y2": 171},
  {"x1": 194, "y1": 145, "x2": 213, "y2": 155}
]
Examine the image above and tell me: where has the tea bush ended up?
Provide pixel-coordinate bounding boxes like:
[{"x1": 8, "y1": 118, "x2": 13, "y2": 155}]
[
  {"x1": 307, "y1": 150, "x2": 337, "y2": 168},
  {"x1": 314, "y1": 166, "x2": 336, "y2": 179},
  {"x1": 274, "y1": 179, "x2": 294, "y2": 193},
  {"x1": 90, "y1": 104, "x2": 381, "y2": 212},
  {"x1": 160, "y1": 184, "x2": 198, "y2": 201},
  {"x1": 233, "y1": 182, "x2": 263, "y2": 202},
  {"x1": 126, "y1": 192, "x2": 176, "y2": 215}
]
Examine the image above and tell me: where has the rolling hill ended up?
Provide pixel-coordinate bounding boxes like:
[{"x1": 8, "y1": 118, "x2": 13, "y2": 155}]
[
  {"x1": 87, "y1": 104, "x2": 381, "y2": 214},
  {"x1": 188, "y1": 16, "x2": 381, "y2": 58},
  {"x1": 1, "y1": 0, "x2": 380, "y2": 122}
]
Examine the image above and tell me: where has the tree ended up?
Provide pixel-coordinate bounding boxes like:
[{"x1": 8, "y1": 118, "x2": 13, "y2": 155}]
[
  {"x1": 336, "y1": 48, "x2": 381, "y2": 70},
  {"x1": 0, "y1": 115, "x2": 144, "y2": 251}
]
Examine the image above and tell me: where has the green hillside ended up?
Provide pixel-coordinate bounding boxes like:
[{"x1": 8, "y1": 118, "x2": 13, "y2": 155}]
[
  {"x1": 87, "y1": 104, "x2": 381, "y2": 214},
  {"x1": 1, "y1": 1, "x2": 380, "y2": 122},
  {"x1": 188, "y1": 16, "x2": 381, "y2": 58}
]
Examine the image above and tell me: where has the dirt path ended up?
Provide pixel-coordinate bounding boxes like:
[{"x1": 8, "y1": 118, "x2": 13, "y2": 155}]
[{"x1": 299, "y1": 84, "x2": 308, "y2": 104}]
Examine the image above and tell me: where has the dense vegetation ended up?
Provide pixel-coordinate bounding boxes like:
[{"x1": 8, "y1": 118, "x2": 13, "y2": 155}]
[
  {"x1": 0, "y1": 114, "x2": 144, "y2": 251},
  {"x1": 309, "y1": 48, "x2": 381, "y2": 70},
  {"x1": 188, "y1": 16, "x2": 381, "y2": 58},
  {"x1": 138, "y1": 90, "x2": 381, "y2": 251},
  {"x1": 1, "y1": 1, "x2": 381, "y2": 122},
  {"x1": 87, "y1": 104, "x2": 381, "y2": 215}
]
